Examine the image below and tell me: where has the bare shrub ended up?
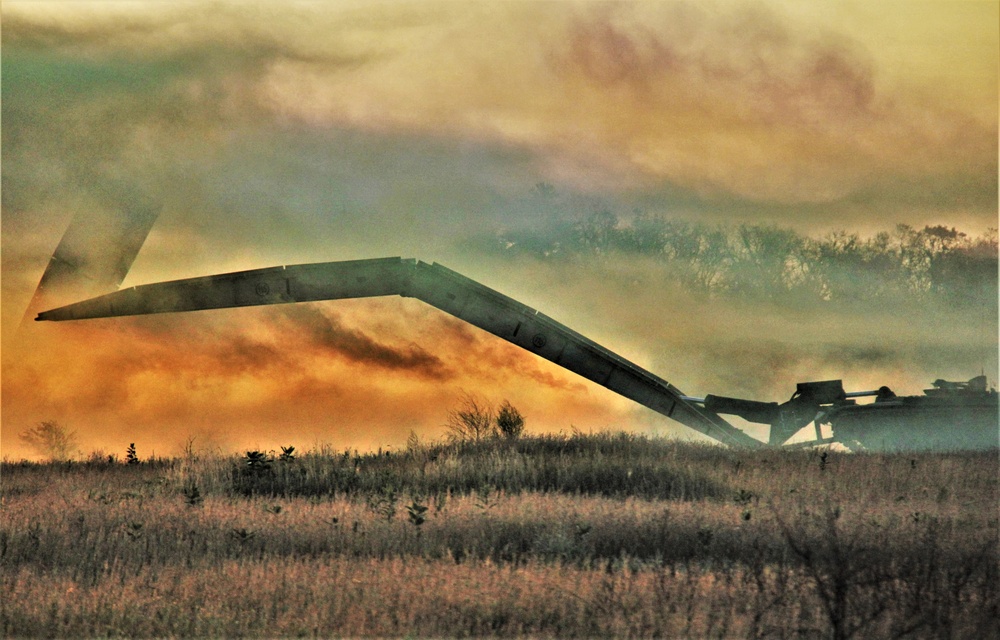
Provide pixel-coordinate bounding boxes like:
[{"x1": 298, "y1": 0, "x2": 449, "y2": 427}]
[
  {"x1": 775, "y1": 506, "x2": 887, "y2": 640},
  {"x1": 19, "y1": 421, "x2": 78, "y2": 461},
  {"x1": 446, "y1": 393, "x2": 496, "y2": 443},
  {"x1": 446, "y1": 395, "x2": 526, "y2": 443}
]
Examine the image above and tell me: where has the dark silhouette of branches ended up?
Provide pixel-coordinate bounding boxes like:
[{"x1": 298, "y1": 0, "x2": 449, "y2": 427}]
[
  {"x1": 446, "y1": 394, "x2": 526, "y2": 443},
  {"x1": 446, "y1": 393, "x2": 496, "y2": 443},
  {"x1": 19, "y1": 421, "x2": 78, "y2": 461},
  {"x1": 495, "y1": 209, "x2": 997, "y2": 308},
  {"x1": 495, "y1": 400, "x2": 526, "y2": 440}
]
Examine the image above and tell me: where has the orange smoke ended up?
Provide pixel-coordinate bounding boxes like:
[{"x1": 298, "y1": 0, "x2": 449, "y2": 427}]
[{"x1": 2, "y1": 295, "x2": 628, "y2": 460}]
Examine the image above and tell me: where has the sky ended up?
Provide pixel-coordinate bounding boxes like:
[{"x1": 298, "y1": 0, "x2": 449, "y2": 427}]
[{"x1": 2, "y1": 0, "x2": 998, "y2": 459}]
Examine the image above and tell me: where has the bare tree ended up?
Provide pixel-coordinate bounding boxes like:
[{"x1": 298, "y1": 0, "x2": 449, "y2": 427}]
[
  {"x1": 446, "y1": 393, "x2": 495, "y2": 443},
  {"x1": 19, "y1": 421, "x2": 78, "y2": 461},
  {"x1": 446, "y1": 395, "x2": 527, "y2": 443}
]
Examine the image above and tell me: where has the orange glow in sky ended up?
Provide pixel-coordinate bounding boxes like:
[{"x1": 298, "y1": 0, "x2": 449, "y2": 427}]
[{"x1": 3, "y1": 1, "x2": 996, "y2": 459}]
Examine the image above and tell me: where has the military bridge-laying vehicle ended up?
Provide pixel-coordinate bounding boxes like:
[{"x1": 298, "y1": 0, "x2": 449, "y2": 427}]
[{"x1": 36, "y1": 257, "x2": 999, "y2": 451}]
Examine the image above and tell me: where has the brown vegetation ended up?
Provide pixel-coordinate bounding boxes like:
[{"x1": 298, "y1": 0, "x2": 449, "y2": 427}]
[
  {"x1": 446, "y1": 394, "x2": 527, "y2": 443},
  {"x1": 17, "y1": 421, "x2": 79, "y2": 462},
  {"x1": 2, "y1": 433, "x2": 997, "y2": 637}
]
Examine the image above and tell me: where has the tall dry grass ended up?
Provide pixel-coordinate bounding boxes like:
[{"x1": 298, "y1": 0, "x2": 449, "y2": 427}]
[{"x1": 2, "y1": 434, "x2": 997, "y2": 637}]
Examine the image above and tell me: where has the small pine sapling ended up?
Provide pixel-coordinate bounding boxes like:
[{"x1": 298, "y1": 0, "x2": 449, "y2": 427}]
[
  {"x1": 244, "y1": 450, "x2": 272, "y2": 472},
  {"x1": 407, "y1": 499, "x2": 429, "y2": 527},
  {"x1": 125, "y1": 522, "x2": 144, "y2": 540},
  {"x1": 183, "y1": 482, "x2": 203, "y2": 507}
]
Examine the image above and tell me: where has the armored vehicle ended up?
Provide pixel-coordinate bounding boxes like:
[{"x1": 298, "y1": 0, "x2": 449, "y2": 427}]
[
  {"x1": 698, "y1": 375, "x2": 998, "y2": 451},
  {"x1": 36, "y1": 257, "x2": 999, "y2": 451},
  {"x1": 824, "y1": 376, "x2": 998, "y2": 451}
]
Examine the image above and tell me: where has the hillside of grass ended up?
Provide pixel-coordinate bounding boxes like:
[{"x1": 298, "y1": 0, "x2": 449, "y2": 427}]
[{"x1": 2, "y1": 433, "x2": 997, "y2": 638}]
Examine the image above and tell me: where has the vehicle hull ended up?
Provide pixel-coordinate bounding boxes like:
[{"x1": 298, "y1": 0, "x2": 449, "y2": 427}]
[{"x1": 830, "y1": 393, "x2": 999, "y2": 451}]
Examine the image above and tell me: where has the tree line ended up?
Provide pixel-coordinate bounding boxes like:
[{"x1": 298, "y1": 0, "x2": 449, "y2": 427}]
[{"x1": 495, "y1": 209, "x2": 998, "y2": 308}]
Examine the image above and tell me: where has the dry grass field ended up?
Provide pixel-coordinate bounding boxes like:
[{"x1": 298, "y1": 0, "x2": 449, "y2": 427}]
[{"x1": 2, "y1": 433, "x2": 997, "y2": 638}]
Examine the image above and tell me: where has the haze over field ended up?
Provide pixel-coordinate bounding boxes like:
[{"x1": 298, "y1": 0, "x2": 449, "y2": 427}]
[{"x1": 3, "y1": 1, "x2": 997, "y2": 458}]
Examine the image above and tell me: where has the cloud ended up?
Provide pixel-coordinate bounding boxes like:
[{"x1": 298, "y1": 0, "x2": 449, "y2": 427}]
[
  {"x1": 276, "y1": 304, "x2": 450, "y2": 379},
  {"x1": 2, "y1": 291, "x2": 619, "y2": 457},
  {"x1": 3, "y1": 1, "x2": 995, "y2": 256},
  {"x1": 253, "y1": 2, "x2": 996, "y2": 205},
  {"x1": 550, "y1": 3, "x2": 995, "y2": 203},
  {"x1": 1, "y1": 1, "x2": 995, "y2": 457}
]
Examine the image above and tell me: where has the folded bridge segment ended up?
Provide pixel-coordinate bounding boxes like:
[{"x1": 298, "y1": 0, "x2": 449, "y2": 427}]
[{"x1": 37, "y1": 257, "x2": 762, "y2": 448}]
